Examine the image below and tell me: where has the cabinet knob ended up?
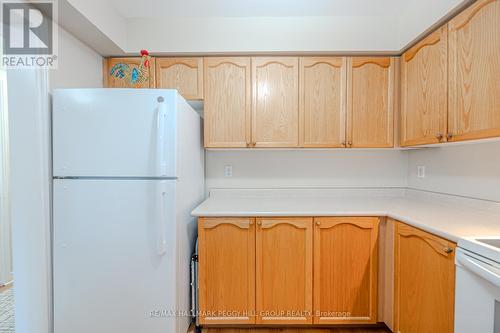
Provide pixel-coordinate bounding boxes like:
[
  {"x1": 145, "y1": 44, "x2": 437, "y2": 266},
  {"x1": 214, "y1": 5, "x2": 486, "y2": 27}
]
[
  {"x1": 249, "y1": 221, "x2": 254, "y2": 225},
  {"x1": 436, "y1": 133, "x2": 444, "y2": 141},
  {"x1": 444, "y1": 247, "x2": 453, "y2": 254},
  {"x1": 316, "y1": 221, "x2": 321, "y2": 226},
  {"x1": 257, "y1": 221, "x2": 262, "y2": 226},
  {"x1": 341, "y1": 141, "x2": 347, "y2": 148},
  {"x1": 446, "y1": 133, "x2": 453, "y2": 140},
  {"x1": 347, "y1": 141, "x2": 353, "y2": 147}
]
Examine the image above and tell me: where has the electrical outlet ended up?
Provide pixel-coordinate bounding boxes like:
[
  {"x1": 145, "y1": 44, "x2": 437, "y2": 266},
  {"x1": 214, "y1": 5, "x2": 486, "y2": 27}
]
[
  {"x1": 224, "y1": 165, "x2": 233, "y2": 177},
  {"x1": 417, "y1": 165, "x2": 426, "y2": 178}
]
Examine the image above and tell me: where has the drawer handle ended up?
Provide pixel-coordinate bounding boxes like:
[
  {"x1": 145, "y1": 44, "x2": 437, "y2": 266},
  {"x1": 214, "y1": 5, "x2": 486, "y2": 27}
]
[{"x1": 444, "y1": 247, "x2": 453, "y2": 254}]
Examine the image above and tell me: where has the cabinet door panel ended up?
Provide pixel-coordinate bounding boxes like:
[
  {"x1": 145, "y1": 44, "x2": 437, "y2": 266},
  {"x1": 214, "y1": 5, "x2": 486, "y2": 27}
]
[
  {"x1": 252, "y1": 57, "x2": 299, "y2": 147},
  {"x1": 394, "y1": 222, "x2": 456, "y2": 333},
  {"x1": 401, "y1": 27, "x2": 448, "y2": 146},
  {"x1": 448, "y1": 0, "x2": 500, "y2": 141},
  {"x1": 256, "y1": 217, "x2": 312, "y2": 324},
  {"x1": 299, "y1": 57, "x2": 347, "y2": 147},
  {"x1": 204, "y1": 57, "x2": 251, "y2": 148},
  {"x1": 156, "y1": 58, "x2": 203, "y2": 100},
  {"x1": 104, "y1": 57, "x2": 155, "y2": 88},
  {"x1": 198, "y1": 218, "x2": 255, "y2": 324},
  {"x1": 347, "y1": 57, "x2": 394, "y2": 148},
  {"x1": 313, "y1": 217, "x2": 379, "y2": 324}
]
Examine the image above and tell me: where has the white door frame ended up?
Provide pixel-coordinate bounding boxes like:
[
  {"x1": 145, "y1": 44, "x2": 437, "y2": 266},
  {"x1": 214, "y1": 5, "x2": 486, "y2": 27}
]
[
  {"x1": 0, "y1": 64, "x2": 13, "y2": 287},
  {"x1": 7, "y1": 67, "x2": 52, "y2": 333}
]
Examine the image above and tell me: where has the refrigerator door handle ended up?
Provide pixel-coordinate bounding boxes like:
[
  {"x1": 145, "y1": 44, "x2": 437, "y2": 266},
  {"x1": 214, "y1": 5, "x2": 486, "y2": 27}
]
[
  {"x1": 156, "y1": 102, "x2": 167, "y2": 176},
  {"x1": 157, "y1": 182, "x2": 167, "y2": 256}
]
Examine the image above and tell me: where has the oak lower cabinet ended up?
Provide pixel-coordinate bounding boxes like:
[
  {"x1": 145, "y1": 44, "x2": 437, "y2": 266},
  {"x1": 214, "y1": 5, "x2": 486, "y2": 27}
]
[
  {"x1": 198, "y1": 217, "x2": 255, "y2": 324},
  {"x1": 103, "y1": 57, "x2": 156, "y2": 88},
  {"x1": 400, "y1": 26, "x2": 448, "y2": 146},
  {"x1": 155, "y1": 57, "x2": 203, "y2": 100},
  {"x1": 347, "y1": 57, "x2": 395, "y2": 148},
  {"x1": 313, "y1": 217, "x2": 379, "y2": 324},
  {"x1": 447, "y1": 0, "x2": 500, "y2": 142},
  {"x1": 394, "y1": 222, "x2": 456, "y2": 333},
  {"x1": 256, "y1": 217, "x2": 313, "y2": 324}
]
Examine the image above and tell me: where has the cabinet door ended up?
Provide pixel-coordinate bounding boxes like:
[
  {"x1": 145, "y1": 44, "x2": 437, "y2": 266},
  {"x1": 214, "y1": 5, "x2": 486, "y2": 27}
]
[
  {"x1": 313, "y1": 217, "x2": 379, "y2": 324},
  {"x1": 394, "y1": 222, "x2": 456, "y2": 333},
  {"x1": 448, "y1": 0, "x2": 500, "y2": 142},
  {"x1": 256, "y1": 217, "x2": 312, "y2": 324},
  {"x1": 299, "y1": 57, "x2": 347, "y2": 147},
  {"x1": 203, "y1": 57, "x2": 251, "y2": 148},
  {"x1": 156, "y1": 58, "x2": 203, "y2": 100},
  {"x1": 198, "y1": 217, "x2": 255, "y2": 324},
  {"x1": 103, "y1": 57, "x2": 156, "y2": 88},
  {"x1": 252, "y1": 57, "x2": 299, "y2": 147},
  {"x1": 401, "y1": 26, "x2": 448, "y2": 146},
  {"x1": 347, "y1": 57, "x2": 395, "y2": 148}
]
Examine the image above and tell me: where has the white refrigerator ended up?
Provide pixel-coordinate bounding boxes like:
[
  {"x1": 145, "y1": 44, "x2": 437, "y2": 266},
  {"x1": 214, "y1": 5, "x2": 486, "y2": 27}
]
[{"x1": 52, "y1": 89, "x2": 204, "y2": 333}]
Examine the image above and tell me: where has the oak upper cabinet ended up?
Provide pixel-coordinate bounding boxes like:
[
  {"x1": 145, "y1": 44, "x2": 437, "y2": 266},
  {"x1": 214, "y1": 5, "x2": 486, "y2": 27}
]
[
  {"x1": 155, "y1": 57, "x2": 203, "y2": 100},
  {"x1": 203, "y1": 57, "x2": 251, "y2": 148},
  {"x1": 448, "y1": 0, "x2": 500, "y2": 142},
  {"x1": 394, "y1": 222, "x2": 456, "y2": 333},
  {"x1": 252, "y1": 57, "x2": 299, "y2": 147},
  {"x1": 400, "y1": 26, "x2": 448, "y2": 146},
  {"x1": 313, "y1": 217, "x2": 379, "y2": 324},
  {"x1": 198, "y1": 217, "x2": 255, "y2": 324},
  {"x1": 299, "y1": 57, "x2": 347, "y2": 147},
  {"x1": 103, "y1": 57, "x2": 156, "y2": 88},
  {"x1": 256, "y1": 217, "x2": 312, "y2": 324},
  {"x1": 347, "y1": 57, "x2": 395, "y2": 148}
]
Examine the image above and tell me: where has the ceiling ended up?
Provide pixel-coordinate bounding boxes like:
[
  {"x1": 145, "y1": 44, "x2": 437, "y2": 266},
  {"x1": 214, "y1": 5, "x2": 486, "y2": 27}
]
[{"x1": 108, "y1": 0, "x2": 409, "y2": 18}]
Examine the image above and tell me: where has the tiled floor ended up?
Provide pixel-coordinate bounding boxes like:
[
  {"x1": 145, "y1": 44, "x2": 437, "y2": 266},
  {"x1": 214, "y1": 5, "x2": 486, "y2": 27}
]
[{"x1": 0, "y1": 286, "x2": 14, "y2": 333}]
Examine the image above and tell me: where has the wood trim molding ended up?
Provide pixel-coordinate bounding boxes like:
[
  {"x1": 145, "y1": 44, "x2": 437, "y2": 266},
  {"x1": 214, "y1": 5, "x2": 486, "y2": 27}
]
[
  {"x1": 403, "y1": 28, "x2": 443, "y2": 62},
  {"x1": 352, "y1": 57, "x2": 391, "y2": 68},
  {"x1": 449, "y1": 0, "x2": 496, "y2": 31},
  {"x1": 200, "y1": 217, "x2": 253, "y2": 230}
]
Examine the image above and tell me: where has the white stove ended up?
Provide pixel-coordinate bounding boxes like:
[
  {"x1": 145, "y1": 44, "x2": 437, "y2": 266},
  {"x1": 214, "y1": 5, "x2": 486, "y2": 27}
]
[{"x1": 455, "y1": 237, "x2": 500, "y2": 333}]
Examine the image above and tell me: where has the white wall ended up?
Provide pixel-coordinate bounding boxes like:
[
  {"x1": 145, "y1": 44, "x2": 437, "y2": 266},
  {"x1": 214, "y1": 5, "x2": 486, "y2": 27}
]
[
  {"x1": 62, "y1": 0, "x2": 467, "y2": 54},
  {"x1": 206, "y1": 150, "x2": 409, "y2": 191},
  {"x1": 50, "y1": 27, "x2": 103, "y2": 89},
  {"x1": 407, "y1": 141, "x2": 500, "y2": 202},
  {"x1": 127, "y1": 16, "x2": 399, "y2": 53}
]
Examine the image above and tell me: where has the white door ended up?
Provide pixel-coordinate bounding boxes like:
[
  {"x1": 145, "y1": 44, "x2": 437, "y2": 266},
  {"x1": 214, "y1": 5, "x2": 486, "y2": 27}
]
[
  {"x1": 52, "y1": 89, "x2": 178, "y2": 178},
  {"x1": 53, "y1": 179, "x2": 177, "y2": 333}
]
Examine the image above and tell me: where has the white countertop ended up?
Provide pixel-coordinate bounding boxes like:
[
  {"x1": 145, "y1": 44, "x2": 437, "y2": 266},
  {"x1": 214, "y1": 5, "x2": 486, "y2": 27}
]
[{"x1": 192, "y1": 188, "x2": 500, "y2": 243}]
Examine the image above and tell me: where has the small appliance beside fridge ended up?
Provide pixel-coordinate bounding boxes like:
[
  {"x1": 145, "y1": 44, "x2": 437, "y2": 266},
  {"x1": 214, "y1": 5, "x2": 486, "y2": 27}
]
[{"x1": 52, "y1": 89, "x2": 204, "y2": 333}]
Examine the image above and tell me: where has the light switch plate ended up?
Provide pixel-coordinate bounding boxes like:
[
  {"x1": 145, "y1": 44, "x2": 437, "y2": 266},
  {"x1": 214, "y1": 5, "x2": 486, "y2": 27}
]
[
  {"x1": 417, "y1": 165, "x2": 426, "y2": 178},
  {"x1": 224, "y1": 165, "x2": 233, "y2": 177}
]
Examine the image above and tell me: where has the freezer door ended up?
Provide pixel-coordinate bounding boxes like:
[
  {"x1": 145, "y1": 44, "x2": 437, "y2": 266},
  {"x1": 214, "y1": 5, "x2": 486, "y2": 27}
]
[
  {"x1": 53, "y1": 89, "x2": 178, "y2": 177},
  {"x1": 53, "y1": 179, "x2": 178, "y2": 333}
]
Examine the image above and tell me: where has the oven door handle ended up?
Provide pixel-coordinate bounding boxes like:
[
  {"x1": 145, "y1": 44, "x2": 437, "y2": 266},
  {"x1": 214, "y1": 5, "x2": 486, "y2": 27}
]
[{"x1": 456, "y1": 251, "x2": 500, "y2": 288}]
